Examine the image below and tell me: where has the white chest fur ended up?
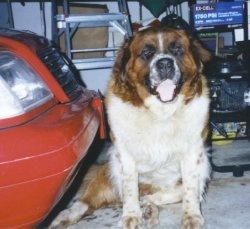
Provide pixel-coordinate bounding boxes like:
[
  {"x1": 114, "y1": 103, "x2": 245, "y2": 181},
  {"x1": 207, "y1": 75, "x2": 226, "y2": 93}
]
[{"x1": 107, "y1": 93, "x2": 209, "y2": 174}]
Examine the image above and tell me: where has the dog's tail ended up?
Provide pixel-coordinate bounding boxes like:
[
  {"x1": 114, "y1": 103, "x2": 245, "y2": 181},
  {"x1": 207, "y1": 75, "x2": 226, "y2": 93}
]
[{"x1": 49, "y1": 163, "x2": 119, "y2": 229}]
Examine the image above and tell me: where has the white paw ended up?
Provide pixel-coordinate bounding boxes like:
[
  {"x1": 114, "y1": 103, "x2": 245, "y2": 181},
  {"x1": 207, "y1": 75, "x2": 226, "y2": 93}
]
[
  {"x1": 122, "y1": 215, "x2": 141, "y2": 229},
  {"x1": 49, "y1": 209, "x2": 70, "y2": 229},
  {"x1": 122, "y1": 208, "x2": 142, "y2": 229},
  {"x1": 181, "y1": 213, "x2": 204, "y2": 229},
  {"x1": 141, "y1": 202, "x2": 159, "y2": 228},
  {"x1": 49, "y1": 202, "x2": 88, "y2": 229}
]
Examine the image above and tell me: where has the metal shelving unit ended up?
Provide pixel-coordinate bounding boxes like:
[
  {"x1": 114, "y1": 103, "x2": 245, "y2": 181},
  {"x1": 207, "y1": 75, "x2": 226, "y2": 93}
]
[{"x1": 54, "y1": 0, "x2": 132, "y2": 70}]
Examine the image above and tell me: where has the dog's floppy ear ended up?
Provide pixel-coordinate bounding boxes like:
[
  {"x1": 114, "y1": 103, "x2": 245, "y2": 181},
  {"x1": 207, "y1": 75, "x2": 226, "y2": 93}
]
[
  {"x1": 112, "y1": 37, "x2": 133, "y2": 83},
  {"x1": 191, "y1": 38, "x2": 211, "y2": 64}
]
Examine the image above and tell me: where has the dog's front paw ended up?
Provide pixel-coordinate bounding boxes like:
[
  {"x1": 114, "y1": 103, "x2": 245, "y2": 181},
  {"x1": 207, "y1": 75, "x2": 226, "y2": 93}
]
[
  {"x1": 181, "y1": 213, "x2": 204, "y2": 229},
  {"x1": 122, "y1": 212, "x2": 142, "y2": 229}
]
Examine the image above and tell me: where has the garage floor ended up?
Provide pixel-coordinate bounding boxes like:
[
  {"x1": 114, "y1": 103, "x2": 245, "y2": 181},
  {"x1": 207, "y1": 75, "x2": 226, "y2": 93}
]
[{"x1": 40, "y1": 139, "x2": 250, "y2": 229}]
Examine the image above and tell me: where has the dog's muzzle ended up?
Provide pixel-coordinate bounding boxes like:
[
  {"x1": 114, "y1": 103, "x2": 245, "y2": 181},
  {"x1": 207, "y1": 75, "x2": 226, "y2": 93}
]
[{"x1": 146, "y1": 55, "x2": 183, "y2": 102}]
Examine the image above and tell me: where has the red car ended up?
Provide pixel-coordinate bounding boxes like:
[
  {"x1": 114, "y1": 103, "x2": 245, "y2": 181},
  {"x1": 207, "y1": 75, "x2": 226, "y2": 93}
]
[{"x1": 0, "y1": 28, "x2": 105, "y2": 229}]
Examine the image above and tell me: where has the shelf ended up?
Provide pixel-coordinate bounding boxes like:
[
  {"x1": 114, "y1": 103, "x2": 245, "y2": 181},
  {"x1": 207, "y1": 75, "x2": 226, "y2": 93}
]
[
  {"x1": 72, "y1": 57, "x2": 116, "y2": 70},
  {"x1": 54, "y1": 0, "x2": 132, "y2": 70}
]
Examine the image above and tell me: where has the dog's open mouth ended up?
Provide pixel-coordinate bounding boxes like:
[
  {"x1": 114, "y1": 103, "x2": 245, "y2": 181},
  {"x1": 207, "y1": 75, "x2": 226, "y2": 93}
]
[
  {"x1": 147, "y1": 78, "x2": 182, "y2": 103},
  {"x1": 155, "y1": 79, "x2": 177, "y2": 102}
]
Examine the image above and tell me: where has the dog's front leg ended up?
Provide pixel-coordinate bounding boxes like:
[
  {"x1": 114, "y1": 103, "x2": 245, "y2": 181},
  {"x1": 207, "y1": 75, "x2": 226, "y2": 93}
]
[
  {"x1": 122, "y1": 161, "x2": 142, "y2": 229},
  {"x1": 114, "y1": 151, "x2": 142, "y2": 229},
  {"x1": 180, "y1": 148, "x2": 208, "y2": 229}
]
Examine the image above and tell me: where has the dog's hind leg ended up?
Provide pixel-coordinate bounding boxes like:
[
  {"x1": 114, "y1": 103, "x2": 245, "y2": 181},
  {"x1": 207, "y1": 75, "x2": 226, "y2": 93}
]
[
  {"x1": 49, "y1": 164, "x2": 120, "y2": 229},
  {"x1": 141, "y1": 185, "x2": 183, "y2": 206},
  {"x1": 139, "y1": 184, "x2": 182, "y2": 228},
  {"x1": 141, "y1": 202, "x2": 159, "y2": 228}
]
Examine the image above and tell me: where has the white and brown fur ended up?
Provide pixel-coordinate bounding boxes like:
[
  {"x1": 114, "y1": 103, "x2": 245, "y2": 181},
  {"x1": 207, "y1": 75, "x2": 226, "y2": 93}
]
[{"x1": 50, "y1": 27, "x2": 211, "y2": 229}]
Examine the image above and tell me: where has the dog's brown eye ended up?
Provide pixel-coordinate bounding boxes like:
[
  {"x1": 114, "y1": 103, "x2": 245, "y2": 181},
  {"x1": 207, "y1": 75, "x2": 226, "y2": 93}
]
[
  {"x1": 169, "y1": 41, "x2": 183, "y2": 57},
  {"x1": 140, "y1": 45, "x2": 155, "y2": 61}
]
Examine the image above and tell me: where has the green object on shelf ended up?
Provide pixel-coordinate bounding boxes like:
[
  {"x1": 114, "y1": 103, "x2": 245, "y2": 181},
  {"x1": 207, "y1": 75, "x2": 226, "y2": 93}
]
[{"x1": 138, "y1": 0, "x2": 187, "y2": 17}]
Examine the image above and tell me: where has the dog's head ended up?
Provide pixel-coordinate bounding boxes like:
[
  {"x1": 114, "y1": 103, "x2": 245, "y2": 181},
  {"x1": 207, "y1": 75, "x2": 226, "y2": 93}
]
[{"x1": 110, "y1": 26, "x2": 211, "y2": 105}]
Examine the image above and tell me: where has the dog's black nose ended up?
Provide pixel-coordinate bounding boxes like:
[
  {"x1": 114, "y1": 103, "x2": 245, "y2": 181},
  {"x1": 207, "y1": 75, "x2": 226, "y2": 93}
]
[{"x1": 156, "y1": 58, "x2": 174, "y2": 74}]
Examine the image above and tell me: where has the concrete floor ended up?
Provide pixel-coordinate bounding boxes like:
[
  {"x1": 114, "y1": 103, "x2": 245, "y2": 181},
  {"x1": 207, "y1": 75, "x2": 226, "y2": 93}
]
[
  {"x1": 67, "y1": 172, "x2": 250, "y2": 229},
  {"x1": 40, "y1": 139, "x2": 250, "y2": 229}
]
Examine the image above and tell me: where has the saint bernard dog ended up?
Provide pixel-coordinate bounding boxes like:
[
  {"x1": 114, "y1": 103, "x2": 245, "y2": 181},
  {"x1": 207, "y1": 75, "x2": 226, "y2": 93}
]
[{"x1": 50, "y1": 26, "x2": 211, "y2": 229}]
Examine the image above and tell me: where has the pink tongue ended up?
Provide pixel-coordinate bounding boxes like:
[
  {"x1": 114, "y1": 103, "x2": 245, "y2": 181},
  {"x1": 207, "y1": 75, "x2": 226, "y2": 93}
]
[{"x1": 156, "y1": 79, "x2": 176, "y2": 102}]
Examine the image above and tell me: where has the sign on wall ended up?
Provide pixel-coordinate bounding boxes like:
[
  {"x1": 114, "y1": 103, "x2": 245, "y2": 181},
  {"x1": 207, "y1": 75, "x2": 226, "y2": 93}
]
[{"x1": 191, "y1": 1, "x2": 244, "y2": 30}]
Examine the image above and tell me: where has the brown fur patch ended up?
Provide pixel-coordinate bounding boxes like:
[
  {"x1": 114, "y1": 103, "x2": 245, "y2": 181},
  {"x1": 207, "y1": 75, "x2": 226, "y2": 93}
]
[
  {"x1": 81, "y1": 164, "x2": 120, "y2": 210},
  {"x1": 139, "y1": 183, "x2": 158, "y2": 196}
]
